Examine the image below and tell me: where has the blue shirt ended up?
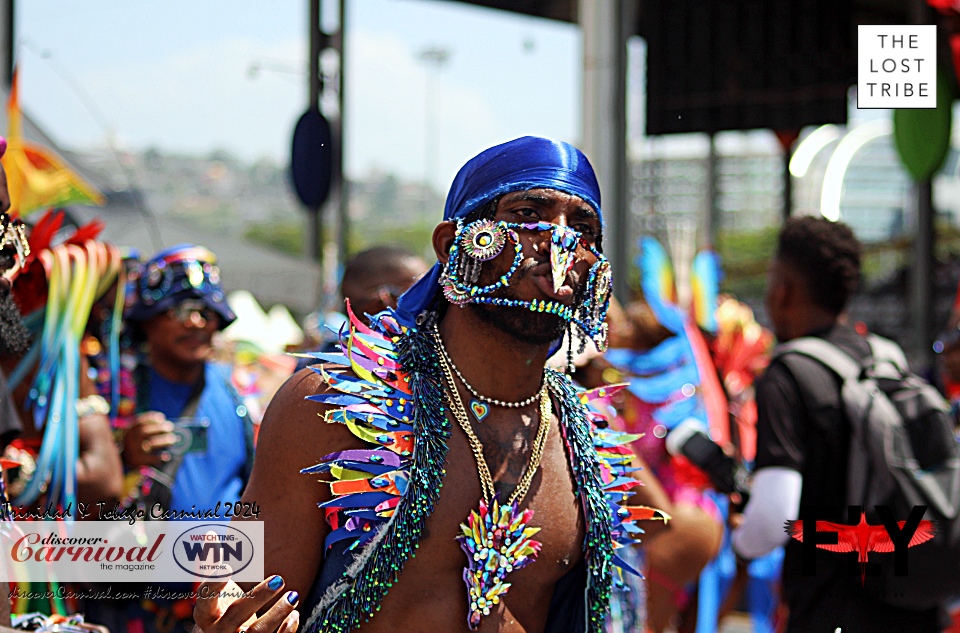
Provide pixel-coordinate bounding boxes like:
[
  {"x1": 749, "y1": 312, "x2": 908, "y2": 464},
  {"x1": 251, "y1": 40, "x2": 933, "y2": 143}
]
[{"x1": 147, "y1": 364, "x2": 247, "y2": 514}]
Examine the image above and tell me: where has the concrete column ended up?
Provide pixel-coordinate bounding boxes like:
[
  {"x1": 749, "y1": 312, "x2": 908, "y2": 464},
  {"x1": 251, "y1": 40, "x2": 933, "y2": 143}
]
[
  {"x1": 580, "y1": 0, "x2": 632, "y2": 302},
  {"x1": 704, "y1": 133, "x2": 719, "y2": 248},
  {"x1": 306, "y1": 0, "x2": 323, "y2": 264},
  {"x1": 911, "y1": 179, "x2": 934, "y2": 370}
]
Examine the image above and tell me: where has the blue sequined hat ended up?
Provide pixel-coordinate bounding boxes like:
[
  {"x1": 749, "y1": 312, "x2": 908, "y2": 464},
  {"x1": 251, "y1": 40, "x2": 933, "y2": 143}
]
[{"x1": 127, "y1": 244, "x2": 236, "y2": 328}]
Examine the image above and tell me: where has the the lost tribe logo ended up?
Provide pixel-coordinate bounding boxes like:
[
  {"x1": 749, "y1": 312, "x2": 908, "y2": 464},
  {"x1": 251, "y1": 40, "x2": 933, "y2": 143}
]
[
  {"x1": 785, "y1": 505, "x2": 936, "y2": 584},
  {"x1": 173, "y1": 524, "x2": 256, "y2": 579}
]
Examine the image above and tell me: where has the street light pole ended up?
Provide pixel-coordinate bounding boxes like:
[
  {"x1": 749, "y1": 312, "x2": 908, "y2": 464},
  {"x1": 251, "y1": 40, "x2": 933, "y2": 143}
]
[
  {"x1": 307, "y1": 0, "x2": 323, "y2": 264},
  {"x1": 418, "y1": 46, "x2": 449, "y2": 198}
]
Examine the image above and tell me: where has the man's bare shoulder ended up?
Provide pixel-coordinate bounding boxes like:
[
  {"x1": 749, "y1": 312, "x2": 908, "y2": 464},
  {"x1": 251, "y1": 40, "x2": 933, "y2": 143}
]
[
  {"x1": 241, "y1": 365, "x2": 365, "y2": 602},
  {"x1": 256, "y1": 364, "x2": 364, "y2": 460}
]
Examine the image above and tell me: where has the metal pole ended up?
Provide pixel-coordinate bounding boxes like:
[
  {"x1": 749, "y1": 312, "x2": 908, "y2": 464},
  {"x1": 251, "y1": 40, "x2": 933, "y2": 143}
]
[
  {"x1": 782, "y1": 145, "x2": 793, "y2": 221},
  {"x1": 910, "y1": 0, "x2": 935, "y2": 370},
  {"x1": 1, "y1": 0, "x2": 12, "y2": 89},
  {"x1": 418, "y1": 47, "x2": 449, "y2": 201},
  {"x1": 307, "y1": 0, "x2": 322, "y2": 264},
  {"x1": 309, "y1": 0, "x2": 321, "y2": 112},
  {"x1": 337, "y1": 0, "x2": 349, "y2": 265}
]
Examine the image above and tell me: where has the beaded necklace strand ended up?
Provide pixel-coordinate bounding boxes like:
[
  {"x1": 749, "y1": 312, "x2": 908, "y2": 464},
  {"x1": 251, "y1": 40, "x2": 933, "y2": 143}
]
[{"x1": 432, "y1": 323, "x2": 545, "y2": 421}]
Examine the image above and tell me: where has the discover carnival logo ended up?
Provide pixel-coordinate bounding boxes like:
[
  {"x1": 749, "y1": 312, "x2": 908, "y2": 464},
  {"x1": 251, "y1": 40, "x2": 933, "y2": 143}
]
[
  {"x1": 174, "y1": 524, "x2": 256, "y2": 579},
  {"x1": 0, "y1": 520, "x2": 263, "y2": 583},
  {"x1": 10, "y1": 532, "x2": 165, "y2": 565}
]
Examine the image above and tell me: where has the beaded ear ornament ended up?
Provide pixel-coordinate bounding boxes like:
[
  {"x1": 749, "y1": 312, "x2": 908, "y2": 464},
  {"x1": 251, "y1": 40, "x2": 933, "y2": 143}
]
[{"x1": 441, "y1": 218, "x2": 612, "y2": 352}]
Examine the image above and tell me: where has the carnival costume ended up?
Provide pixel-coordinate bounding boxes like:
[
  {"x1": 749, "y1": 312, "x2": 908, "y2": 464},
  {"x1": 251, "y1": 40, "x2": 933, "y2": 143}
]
[
  {"x1": 601, "y1": 237, "x2": 777, "y2": 633},
  {"x1": 122, "y1": 245, "x2": 255, "y2": 517},
  {"x1": 298, "y1": 137, "x2": 666, "y2": 633},
  {"x1": 1, "y1": 210, "x2": 122, "y2": 615},
  {"x1": 6, "y1": 210, "x2": 121, "y2": 517}
]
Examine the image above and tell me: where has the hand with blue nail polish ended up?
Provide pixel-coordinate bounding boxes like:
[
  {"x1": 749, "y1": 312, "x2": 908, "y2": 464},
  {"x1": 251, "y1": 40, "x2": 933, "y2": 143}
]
[{"x1": 194, "y1": 574, "x2": 300, "y2": 633}]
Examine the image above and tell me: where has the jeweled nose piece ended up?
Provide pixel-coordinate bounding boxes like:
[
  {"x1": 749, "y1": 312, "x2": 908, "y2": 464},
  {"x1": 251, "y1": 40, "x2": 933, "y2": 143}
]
[{"x1": 550, "y1": 225, "x2": 580, "y2": 293}]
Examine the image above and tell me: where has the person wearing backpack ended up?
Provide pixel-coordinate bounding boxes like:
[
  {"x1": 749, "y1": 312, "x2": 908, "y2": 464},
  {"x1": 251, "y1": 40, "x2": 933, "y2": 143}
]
[{"x1": 730, "y1": 217, "x2": 949, "y2": 632}]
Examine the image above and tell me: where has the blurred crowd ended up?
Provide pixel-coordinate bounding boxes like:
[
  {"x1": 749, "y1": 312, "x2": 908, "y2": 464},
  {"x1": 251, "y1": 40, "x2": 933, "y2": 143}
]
[{"x1": 2, "y1": 147, "x2": 960, "y2": 633}]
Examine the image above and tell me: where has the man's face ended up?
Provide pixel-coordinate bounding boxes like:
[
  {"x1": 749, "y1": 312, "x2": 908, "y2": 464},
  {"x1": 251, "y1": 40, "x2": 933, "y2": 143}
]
[
  {"x1": 347, "y1": 256, "x2": 428, "y2": 321},
  {"x1": 468, "y1": 188, "x2": 601, "y2": 344},
  {"x1": 143, "y1": 299, "x2": 221, "y2": 370}
]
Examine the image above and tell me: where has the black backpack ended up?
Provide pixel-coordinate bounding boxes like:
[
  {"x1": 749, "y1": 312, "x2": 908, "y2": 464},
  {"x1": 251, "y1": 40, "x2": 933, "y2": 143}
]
[{"x1": 776, "y1": 334, "x2": 960, "y2": 610}]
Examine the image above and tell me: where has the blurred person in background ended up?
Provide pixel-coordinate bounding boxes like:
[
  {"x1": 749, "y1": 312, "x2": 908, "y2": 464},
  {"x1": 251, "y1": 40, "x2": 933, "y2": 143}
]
[
  {"x1": 732, "y1": 217, "x2": 943, "y2": 633},
  {"x1": 296, "y1": 244, "x2": 427, "y2": 369},
  {"x1": 120, "y1": 245, "x2": 254, "y2": 511},
  {"x1": 580, "y1": 296, "x2": 723, "y2": 633},
  {"x1": 84, "y1": 244, "x2": 256, "y2": 633},
  {"x1": 0, "y1": 209, "x2": 124, "y2": 619}
]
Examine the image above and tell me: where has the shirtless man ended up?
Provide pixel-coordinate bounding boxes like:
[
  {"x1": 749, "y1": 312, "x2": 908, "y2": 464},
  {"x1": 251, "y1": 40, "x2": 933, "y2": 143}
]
[{"x1": 195, "y1": 136, "x2": 666, "y2": 633}]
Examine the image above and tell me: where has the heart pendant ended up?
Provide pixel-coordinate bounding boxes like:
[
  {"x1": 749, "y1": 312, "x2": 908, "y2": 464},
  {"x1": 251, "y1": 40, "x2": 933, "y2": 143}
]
[{"x1": 469, "y1": 400, "x2": 489, "y2": 422}]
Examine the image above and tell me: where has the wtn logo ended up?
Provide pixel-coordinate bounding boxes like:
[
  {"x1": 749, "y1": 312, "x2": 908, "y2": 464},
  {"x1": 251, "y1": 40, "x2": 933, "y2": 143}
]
[
  {"x1": 173, "y1": 524, "x2": 255, "y2": 578},
  {"x1": 181, "y1": 540, "x2": 244, "y2": 563},
  {"x1": 785, "y1": 505, "x2": 936, "y2": 584}
]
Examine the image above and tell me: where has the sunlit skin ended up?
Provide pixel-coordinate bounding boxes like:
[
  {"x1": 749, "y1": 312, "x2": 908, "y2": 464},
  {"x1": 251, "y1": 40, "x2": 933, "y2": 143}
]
[
  {"x1": 196, "y1": 189, "x2": 654, "y2": 633},
  {"x1": 143, "y1": 306, "x2": 220, "y2": 384}
]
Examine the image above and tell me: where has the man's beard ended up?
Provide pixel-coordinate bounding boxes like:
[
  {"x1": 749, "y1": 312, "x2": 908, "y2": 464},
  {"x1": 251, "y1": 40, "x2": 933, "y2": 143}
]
[
  {"x1": 0, "y1": 285, "x2": 30, "y2": 357},
  {"x1": 467, "y1": 260, "x2": 582, "y2": 346}
]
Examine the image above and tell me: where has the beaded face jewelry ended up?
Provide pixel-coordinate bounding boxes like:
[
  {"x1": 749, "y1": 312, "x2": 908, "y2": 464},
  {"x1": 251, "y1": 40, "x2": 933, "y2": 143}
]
[{"x1": 441, "y1": 218, "x2": 613, "y2": 351}]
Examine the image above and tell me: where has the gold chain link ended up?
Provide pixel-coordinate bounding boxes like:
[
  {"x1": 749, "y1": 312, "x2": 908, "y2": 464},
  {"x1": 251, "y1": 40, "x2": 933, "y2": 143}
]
[{"x1": 434, "y1": 330, "x2": 551, "y2": 507}]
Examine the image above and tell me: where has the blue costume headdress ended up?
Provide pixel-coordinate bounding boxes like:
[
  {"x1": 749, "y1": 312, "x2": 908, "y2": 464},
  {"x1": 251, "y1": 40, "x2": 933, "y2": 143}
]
[
  {"x1": 395, "y1": 136, "x2": 612, "y2": 351},
  {"x1": 127, "y1": 244, "x2": 236, "y2": 328}
]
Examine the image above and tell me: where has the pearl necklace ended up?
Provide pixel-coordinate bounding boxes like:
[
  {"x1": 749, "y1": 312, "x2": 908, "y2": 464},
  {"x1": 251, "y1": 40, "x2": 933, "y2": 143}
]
[{"x1": 432, "y1": 324, "x2": 545, "y2": 421}]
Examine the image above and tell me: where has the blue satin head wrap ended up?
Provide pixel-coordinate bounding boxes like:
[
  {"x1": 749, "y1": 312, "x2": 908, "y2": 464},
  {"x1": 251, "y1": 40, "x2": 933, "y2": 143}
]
[{"x1": 394, "y1": 136, "x2": 602, "y2": 328}]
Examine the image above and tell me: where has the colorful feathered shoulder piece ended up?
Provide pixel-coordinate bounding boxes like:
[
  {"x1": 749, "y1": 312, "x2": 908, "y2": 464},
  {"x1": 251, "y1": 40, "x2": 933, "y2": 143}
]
[
  {"x1": 299, "y1": 302, "x2": 415, "y2": 553},
  {"x1": 579, "y1": 384, "x2": 670, "y2": 576}
]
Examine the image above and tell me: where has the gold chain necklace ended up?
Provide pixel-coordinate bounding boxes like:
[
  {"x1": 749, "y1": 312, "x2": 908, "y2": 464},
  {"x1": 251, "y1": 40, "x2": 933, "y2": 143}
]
[
  {"x1": 432, "y1": 329, "x2": 552, "y2": 629},
  {"x1": 433, "y1": 323, "x2": 545, "y2": 413},
  {"x1": 435, "y1": 336, "x2": 551, "y2": 504}
]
